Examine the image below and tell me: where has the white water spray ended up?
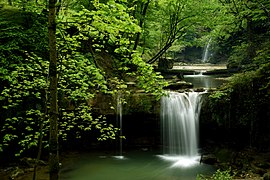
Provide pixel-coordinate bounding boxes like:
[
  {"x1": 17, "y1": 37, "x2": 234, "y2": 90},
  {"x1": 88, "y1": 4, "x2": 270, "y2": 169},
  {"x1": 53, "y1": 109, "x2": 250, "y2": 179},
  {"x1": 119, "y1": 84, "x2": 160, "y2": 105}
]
[{"x1": 160, "y1": 91, "x2": 205, "y2": 167}]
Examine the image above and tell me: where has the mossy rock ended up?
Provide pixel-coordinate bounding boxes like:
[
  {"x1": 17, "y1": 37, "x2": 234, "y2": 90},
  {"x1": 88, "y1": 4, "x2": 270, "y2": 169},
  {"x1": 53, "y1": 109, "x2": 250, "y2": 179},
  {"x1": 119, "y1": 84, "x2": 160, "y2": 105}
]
[
  {"x1": 165, "y1": 81, "x2": 193, "y2": 90},
  {"x1": 158, "y1": 58, "x2": 174, "y2": 70},
  {"x1": 214, "y1": 148, "x2": 235, "y2": 163}
]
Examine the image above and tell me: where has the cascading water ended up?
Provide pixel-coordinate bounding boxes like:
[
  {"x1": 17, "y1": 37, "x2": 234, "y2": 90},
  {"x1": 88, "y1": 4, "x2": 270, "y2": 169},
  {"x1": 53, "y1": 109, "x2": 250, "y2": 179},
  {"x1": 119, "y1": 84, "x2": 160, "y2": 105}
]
[
  {"x1": 159, "y1": 91, "x2": 205, "y2": 167},
  {"x1": 202, "y1": 38, "x2": 212, "y2": 63}
]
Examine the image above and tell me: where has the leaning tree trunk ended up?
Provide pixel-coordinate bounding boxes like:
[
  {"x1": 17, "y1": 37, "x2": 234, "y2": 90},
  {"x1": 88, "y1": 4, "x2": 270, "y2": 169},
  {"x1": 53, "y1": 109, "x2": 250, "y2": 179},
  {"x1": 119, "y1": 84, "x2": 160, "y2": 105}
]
[
  {"x1": 133, "y1": 0, "x2": 150, "y2": 51},
  {"x1": 48, "y1": 0, "x2": 59, "y2": 179}
]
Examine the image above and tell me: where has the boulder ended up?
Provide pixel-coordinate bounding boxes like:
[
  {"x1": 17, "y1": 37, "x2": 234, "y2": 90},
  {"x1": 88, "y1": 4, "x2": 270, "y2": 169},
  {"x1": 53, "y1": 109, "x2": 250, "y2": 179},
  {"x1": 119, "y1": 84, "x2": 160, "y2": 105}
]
[
  {"x1": 165, "y1": 81, "x2": 193, "y2": 90},
  {"x1": 200, "y1": 154, "x2": 217, "y2": 165},
  {"x1": 9, "y1": 167, "x2": 24, "y2": 180},
  {"x1": 263, "y1": 172, "x2": 270, "y2": 180}
]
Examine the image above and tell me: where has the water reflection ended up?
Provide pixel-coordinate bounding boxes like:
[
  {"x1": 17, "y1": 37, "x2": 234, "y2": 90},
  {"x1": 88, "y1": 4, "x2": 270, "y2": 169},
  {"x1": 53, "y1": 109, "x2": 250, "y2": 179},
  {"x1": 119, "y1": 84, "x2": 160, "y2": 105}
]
[{"x1": 184, "y1": 74, "x2": 227, "y2": 88}]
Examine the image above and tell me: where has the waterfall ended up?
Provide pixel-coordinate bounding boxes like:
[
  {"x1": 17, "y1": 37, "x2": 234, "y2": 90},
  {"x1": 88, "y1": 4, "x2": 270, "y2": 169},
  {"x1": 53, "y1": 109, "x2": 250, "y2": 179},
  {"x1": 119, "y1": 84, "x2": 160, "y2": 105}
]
[
  {"x1": 114, "y1": 93, "x2": 124, "y2": 159},
  {"x1": 202, "y1": 38, "x2": 212, "y2": 63},
  {"x1": 159, "y1": 91, "x2": 205, "y2": 167}
]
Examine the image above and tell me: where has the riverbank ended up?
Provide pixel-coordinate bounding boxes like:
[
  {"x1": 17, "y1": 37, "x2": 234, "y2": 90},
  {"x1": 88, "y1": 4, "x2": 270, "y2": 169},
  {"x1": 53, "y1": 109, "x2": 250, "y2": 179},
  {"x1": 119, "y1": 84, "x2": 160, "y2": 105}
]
[
  {"x1": 201, "y1": 147, "x2": 270, "y2": 180},
  {"x1": 173, "y1": 63, "x2": 227, "y2": 71}
]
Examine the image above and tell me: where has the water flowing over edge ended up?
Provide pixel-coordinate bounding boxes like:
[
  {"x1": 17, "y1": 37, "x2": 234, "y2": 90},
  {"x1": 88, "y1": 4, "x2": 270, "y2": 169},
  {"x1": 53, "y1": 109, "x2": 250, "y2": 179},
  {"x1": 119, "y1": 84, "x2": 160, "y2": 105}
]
[
  {"x1": 160, "y1": 91, "x2": 206, "y2": 168},
  {"x1": 202, "y1": 38, "x2": 212, "y2": 63}
]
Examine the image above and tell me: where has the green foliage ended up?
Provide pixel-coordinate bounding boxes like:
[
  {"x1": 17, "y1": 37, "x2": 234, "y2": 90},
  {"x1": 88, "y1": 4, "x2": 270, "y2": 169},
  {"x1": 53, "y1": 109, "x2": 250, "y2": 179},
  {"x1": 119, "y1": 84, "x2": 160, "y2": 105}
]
[
  {"x1": 57, "y1": 1, "x2": 166, "y2": 97},
  {"x1": 0, "y1": 5, "x2": 48, "y2": 80},
  {"x1": 210, "y1": 169, "x2": 234, "y2": 180},
  {"x1": 0, "y1": 7, "x2": 49, "y2": 156},
  {"x1": 0, "y1": 52, "x2": 49, "y2": 156},
  {"x1": 207, "y1": 0, "x2": 270, "y2": 139},
  {"x1": 212, "y1": 0, "x2": 270, "y2": 69},
  {"x1": 208, "y1": 90, "x2": 230, "y2": 126},
  {"x1": 208, "y1": 71, "x2": 259, "y2": 127},
  {"x1": 0, "y1": 0, "x2": 167, "y2": 157},
  {"x1": 141, "y1": 0, "x2": 223, "y2": 62},
  {"x1": 197, "y1": 169, "x2": 233, "y2": 180},
  {"x1": 208, "y1": 63, "x2": 270, "y2": 146}
]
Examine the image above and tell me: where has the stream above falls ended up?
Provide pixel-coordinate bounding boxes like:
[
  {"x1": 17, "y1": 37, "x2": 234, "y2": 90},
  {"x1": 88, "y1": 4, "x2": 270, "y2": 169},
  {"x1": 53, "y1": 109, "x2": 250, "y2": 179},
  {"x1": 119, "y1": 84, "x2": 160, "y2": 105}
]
[
  {"x1": 184, "y1": 74, "x2": 227, "y2": 88},
  {"x1": 160, "y1": 63, "x2": 229, "y2": 89}
]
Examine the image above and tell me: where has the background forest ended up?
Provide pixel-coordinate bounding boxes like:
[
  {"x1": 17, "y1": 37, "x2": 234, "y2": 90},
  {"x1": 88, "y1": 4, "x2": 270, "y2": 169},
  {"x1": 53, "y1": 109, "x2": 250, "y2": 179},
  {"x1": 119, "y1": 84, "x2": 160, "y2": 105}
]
[{"x1": 0, "y1": 0, "x2": 270, "y2": 179}]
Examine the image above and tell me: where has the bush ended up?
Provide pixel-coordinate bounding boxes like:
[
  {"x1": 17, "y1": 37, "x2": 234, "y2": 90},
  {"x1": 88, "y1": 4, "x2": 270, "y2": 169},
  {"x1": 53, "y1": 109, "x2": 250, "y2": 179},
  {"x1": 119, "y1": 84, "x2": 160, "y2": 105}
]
[{"x1": 197, "y1": 169, "x2": 233, "y2": 180}]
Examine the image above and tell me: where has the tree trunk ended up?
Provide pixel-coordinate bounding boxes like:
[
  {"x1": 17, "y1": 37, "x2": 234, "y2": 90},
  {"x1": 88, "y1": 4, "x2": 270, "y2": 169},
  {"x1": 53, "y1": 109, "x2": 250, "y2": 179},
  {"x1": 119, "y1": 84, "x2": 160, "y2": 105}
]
[
  {"x1": 147, "y1": 42, "x2": 172, "y2": 64},
  {"x1": 48, "y1": 0, "x2": 59, "y2": 179},
  {"x1": 247, "y1": 17, "x2": 255, "y2": 64},
  {"x1": 32, "y1": 91, "x2": 48, "y2": 180},
  {"x1": 133, "y1": 0, "x2": 150, "y2": 51}
]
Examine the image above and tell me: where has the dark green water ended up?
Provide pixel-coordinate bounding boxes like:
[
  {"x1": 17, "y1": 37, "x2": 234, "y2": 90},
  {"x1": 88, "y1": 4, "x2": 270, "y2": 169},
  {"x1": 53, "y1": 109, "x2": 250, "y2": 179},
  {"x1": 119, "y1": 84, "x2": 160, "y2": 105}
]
[{"x1": 60, "y1": 151, "x2": 215, "y2": 180}]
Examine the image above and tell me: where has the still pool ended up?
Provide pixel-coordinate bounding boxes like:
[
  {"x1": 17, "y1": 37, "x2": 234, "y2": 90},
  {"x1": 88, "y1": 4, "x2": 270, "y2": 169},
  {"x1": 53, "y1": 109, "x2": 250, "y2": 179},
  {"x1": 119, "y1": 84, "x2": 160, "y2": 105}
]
[
  {"x1": 60, "y1": 150, "x2": 215, "y2": 180},
  {"x1": 184, "y1": 74, "x2": 227, "y2": 89}
]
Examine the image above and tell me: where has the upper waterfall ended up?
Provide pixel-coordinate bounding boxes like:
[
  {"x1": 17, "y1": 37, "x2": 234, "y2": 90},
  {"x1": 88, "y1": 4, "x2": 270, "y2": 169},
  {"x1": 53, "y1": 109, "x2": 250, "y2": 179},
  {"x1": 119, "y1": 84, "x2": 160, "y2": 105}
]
[{"x1": 202, "y1": 38, "x2": 212, "y2": 63}]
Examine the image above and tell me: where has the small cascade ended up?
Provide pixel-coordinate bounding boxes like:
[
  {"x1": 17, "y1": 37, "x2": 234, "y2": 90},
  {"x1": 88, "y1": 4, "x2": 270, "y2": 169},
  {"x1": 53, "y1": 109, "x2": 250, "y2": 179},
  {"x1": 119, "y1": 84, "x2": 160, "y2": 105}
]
[
  {"x1": 159, "y1": 91, "x2": 205, "y2": 167},
  {"x1": 195, "y1": 70, "x2": 206, "y2": 76},
  {"x1": 114, "y1": 93, "x2": 124, "y2": 159},
  {"x1": 202, "y1": 38, "x2": 212, "y2": 63}
]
